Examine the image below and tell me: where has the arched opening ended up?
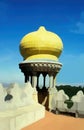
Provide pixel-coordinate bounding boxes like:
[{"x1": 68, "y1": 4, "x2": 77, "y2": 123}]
[
  {"x1": 37, "y1": 73, "x2": 49, "y2": 110},
  {"x1": 45, "y1": 74, "x2": 49, "y2": 88},
  {"x1": 38, "y1": 73, "x2": 43, "y2": 89}
]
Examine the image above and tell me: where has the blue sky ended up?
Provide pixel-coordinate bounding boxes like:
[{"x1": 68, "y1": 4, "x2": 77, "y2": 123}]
[{"x1": 0, "y1": 0, "x2": 84, "y2": 85}]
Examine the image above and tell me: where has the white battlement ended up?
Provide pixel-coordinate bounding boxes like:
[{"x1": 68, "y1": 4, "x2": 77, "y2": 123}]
[
  {"x1": 0, "y1": 82, "x2": 45, "y2": 130},
  {"x1": 49, "y1": 88, "x2": 84, "y2": 117}
]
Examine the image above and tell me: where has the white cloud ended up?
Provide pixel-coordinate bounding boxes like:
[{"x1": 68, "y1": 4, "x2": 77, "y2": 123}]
[{"x1": 71, "y1": 11, "x2": 84, "y2": 34}]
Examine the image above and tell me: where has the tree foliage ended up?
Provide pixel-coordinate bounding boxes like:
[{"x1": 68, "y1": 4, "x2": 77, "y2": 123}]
[{"x1": 56, "y1": 85, "x2": 84, "y2": 99}]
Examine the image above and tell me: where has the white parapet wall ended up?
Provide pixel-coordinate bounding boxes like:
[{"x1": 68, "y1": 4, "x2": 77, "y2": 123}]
[
  {"x1": 0, "y1": 82, "x2": 45, "y2": 130},
  {"x1": 0, "y1": 104, "x2": 45, "y2": 130},
  {"x1": 49, "y1": 88, "x2": 84, "y2": 117}
]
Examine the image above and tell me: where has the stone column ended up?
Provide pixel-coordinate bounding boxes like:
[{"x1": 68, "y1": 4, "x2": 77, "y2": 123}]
[
  {"x1": 49, "y1": 74, "x2": 53, "y2": 88},
  {"x1": 31, "y1": 75, "x2": 32, "y2": 85},
  {"x1": 25, "y1": 74, "x2": 29, "y2": 83},
  {"x1": 48, "y1": 73, "x2": 53, "y2": 111},
  {"x1": 25, "y1": 75, "x2": 27, "y2": 83},
  {"x1": 43, "y1": 73, "x2": 46, "y2": 88},
  {"x1": 29, "y1": 76, "x2": 31, "y2": 83},
  {"x1": 32, "y1": 72, "x2": 38, "y2": 102},
  {"x1": 32, "y1": 75, "x2": 37, "y2": 88},
  {"x1": 37, "y1": 73, "x2": 40, "y2": 89},
  {"x1": 53, "y1": 75, "x2": 56, "y2": 88}
]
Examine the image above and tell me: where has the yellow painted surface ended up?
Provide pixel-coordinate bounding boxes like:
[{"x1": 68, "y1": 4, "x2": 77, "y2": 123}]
[
  {"x1": 20, "y1": 26, "x2": 63, "y2": 61},
  {"x1": 26, "y1": 54, "x2": 58, "y2": 61}
]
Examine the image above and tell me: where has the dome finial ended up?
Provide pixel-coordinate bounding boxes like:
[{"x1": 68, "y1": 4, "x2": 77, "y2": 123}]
[{"x1": 38, "y1": 26, "x2": 46, "y2": 31}]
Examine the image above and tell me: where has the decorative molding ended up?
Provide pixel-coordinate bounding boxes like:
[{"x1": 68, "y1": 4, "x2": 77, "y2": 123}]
[{"x1": 19, "y1": 61, "x2": 62, "y2": 75}]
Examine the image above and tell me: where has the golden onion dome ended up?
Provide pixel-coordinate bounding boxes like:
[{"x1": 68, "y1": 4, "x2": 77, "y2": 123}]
[{"x1": 19, "y1": 26, "x2": 63, "y2": 61}]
